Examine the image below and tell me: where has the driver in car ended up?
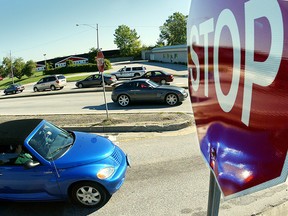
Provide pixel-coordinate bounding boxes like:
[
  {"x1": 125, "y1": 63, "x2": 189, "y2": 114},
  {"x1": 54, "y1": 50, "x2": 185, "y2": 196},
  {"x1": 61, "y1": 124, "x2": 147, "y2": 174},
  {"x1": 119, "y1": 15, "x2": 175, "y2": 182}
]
[{"x1": 14, "y1": 144, "x2": 33, "y2": 164}]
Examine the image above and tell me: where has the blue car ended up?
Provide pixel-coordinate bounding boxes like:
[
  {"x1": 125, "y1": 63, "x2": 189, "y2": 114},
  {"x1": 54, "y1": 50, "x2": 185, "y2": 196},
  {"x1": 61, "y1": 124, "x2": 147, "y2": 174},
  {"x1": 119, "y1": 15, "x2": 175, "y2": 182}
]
[{"x1": 0, "y1": 119, "x2": 129, "y2": 207}]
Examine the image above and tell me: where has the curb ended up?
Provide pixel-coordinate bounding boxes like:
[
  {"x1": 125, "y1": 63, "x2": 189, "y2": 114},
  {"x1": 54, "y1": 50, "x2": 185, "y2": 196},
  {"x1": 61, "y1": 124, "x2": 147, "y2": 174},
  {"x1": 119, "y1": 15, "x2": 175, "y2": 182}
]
[{"x1": 63, "y1": 120, "x2": 193, "y2": 133}]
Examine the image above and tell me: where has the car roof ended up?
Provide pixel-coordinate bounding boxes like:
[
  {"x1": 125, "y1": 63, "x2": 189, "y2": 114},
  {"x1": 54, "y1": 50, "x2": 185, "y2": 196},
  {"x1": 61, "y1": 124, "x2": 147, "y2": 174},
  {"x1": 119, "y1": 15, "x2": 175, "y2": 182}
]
[{"x1": 0, "y1": 119, "x2": 43, "y2": 146}]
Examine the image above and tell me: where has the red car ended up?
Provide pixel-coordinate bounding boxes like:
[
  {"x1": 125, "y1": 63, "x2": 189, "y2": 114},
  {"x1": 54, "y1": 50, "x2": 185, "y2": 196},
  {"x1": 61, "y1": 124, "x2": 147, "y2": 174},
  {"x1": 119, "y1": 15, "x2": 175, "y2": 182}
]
[{"x1": 132, "y1": 70, "x2": 174, "y2": 85}]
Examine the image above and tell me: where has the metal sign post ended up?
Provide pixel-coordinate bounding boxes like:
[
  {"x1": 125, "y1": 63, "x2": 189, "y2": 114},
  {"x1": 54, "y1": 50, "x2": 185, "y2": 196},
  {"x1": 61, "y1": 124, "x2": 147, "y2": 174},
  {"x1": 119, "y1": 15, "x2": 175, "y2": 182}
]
[
  {"x1": 96, "y1": 51, "x2": 109, "y2": 119},
  {"x1": 207, "y1": 171, "x2": 221, "y2": 216}
]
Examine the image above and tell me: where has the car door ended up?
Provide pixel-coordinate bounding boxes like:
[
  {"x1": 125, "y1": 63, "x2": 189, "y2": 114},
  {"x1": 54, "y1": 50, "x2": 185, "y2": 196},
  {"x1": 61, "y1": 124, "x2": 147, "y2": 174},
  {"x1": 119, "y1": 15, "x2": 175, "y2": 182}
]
[
  {"x1": 83, "y1": 75, "x2": 95, "y2": 87},
  {"x1": 131, "y1": 81, "x2": 157, "y2": 101},
  {"x1": 36, "y1": 78, "x2": 46, "y2": 90},
  {"x1": 0, "y1": 162, "x2": 59, "y2": 200}
]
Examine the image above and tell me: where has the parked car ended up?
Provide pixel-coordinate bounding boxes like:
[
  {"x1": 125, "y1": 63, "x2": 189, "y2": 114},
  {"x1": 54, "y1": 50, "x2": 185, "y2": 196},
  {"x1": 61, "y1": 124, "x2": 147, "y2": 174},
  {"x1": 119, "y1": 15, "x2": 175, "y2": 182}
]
[
  {"x1": 3, "y1": 83, "x2": 25, "y2": 95},
  {"x1": 111, "y1": 79, "x2": 188, "y2": 107},
  {"x1": 0, "y1": 119, "x2": 129, "y2": 207},
  {"x1": 111, "y1": 66, "x2": 146, "y2": 79},
  {"x1": 132, "y1": 70, "x2": 174, "y2": 84},
  {"x1": 33, "y1": 74, "x2": 66, "y2": 92},
  {"x1": 75, "y1": 73, "x2": 117, "y2": 88}
]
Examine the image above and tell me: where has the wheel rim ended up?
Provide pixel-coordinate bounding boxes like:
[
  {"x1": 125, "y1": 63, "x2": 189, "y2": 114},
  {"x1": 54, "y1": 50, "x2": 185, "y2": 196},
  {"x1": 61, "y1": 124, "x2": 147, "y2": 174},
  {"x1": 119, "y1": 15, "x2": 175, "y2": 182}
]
[
  {"x1": 76, "y1": 185, "x2": 101, "y2": 206},
  {"x1": 118, "y1": 95, "x2": 129, "y2": 106},
  {"x1": 78, "y1": 83, "x2": 83, "y2": 88},
  {"x1": 34, "y1": 87, "x2": 38, "y2": 92},
  {"x1": 160, "y1": 80, "x2": 166, "y2": 85},
  {"x1": 50, "y1": 85, "x2": 56, "y2": 90},
  {"x1": 166, "y1": 94, "x2": 178, "y2": 105}
]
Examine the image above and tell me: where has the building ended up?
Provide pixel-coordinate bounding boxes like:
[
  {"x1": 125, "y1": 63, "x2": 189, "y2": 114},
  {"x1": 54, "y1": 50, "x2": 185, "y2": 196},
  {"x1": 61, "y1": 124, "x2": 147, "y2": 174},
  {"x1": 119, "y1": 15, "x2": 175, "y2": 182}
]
[
  {"x1": 142, "y1": 44, "x2": 187, "y2": 64},
  {"x1": 54, "y1": 56, "x2": 88, "y2": 68}
]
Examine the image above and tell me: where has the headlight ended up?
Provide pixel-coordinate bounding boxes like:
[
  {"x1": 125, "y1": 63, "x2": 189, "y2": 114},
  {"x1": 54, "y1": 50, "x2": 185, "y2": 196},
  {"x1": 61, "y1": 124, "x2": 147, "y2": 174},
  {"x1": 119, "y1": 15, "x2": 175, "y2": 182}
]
[{"x1": 97, "y1": 167, "x2": 115, "y2": 179}]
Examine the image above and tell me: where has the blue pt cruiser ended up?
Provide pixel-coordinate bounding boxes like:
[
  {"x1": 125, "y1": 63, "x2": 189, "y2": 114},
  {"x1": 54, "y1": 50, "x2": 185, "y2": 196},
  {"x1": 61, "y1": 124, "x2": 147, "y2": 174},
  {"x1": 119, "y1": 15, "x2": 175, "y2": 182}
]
[{"x1": 0, "y1": 119, "x2": 129, "y2": 208}]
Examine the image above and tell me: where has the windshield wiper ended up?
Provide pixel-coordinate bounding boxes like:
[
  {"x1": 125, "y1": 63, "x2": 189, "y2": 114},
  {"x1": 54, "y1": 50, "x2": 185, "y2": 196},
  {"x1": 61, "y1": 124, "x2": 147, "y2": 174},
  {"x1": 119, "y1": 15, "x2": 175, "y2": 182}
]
[{"x1": 49, "y1": 143, "x2": 73, "y2": 156}]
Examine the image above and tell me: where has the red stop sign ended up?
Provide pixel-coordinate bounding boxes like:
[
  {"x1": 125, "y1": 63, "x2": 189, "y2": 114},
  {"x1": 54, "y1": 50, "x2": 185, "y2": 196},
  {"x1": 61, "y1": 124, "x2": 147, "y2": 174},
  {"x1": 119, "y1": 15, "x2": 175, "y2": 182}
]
[
  {"x1": 187, "y1": 0, "x2": 288, "y2": 198},
  {"x1": 96, "y1": 51, "x2": 105, "y2": 72}
]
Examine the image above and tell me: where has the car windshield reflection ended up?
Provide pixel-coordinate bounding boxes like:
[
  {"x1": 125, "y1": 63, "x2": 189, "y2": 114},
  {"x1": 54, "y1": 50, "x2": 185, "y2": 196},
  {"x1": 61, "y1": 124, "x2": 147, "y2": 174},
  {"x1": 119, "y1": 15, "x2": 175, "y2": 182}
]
[{"x1": 28, "y1": 122, "x2": 74, "y2": 160}]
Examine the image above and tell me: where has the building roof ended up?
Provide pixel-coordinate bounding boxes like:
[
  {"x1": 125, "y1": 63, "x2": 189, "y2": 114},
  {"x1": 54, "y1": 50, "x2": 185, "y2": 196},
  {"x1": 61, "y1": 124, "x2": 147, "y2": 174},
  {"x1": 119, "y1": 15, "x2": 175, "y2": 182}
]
[{"x1": 152, "y1": 44, "x2": 187, "y2": 53}]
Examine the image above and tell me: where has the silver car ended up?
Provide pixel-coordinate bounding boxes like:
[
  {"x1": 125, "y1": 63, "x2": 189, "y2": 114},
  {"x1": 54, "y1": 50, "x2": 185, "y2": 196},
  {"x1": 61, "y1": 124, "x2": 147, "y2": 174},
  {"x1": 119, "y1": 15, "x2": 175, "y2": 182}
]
[{"x1": 34, "y1": 75, "x2": 66, "y2": 92}]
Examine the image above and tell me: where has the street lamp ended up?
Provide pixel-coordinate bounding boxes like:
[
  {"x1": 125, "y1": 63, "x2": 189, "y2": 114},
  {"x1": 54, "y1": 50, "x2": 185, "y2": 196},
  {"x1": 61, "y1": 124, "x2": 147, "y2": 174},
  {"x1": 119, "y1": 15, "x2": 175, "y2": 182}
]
[
  {"x1": 76, "y1": 23, "x2": 99, "y2": 50},
  {"x1": 43, "y1": 54, "x2": 47, "y2": 71}
]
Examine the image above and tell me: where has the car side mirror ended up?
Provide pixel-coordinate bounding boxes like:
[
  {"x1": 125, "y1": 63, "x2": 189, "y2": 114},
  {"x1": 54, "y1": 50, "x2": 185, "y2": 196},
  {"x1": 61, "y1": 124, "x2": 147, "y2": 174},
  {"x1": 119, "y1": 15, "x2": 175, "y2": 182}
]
[{"x1": 24, "y1": 160, "x2": 40, "y2": 169}]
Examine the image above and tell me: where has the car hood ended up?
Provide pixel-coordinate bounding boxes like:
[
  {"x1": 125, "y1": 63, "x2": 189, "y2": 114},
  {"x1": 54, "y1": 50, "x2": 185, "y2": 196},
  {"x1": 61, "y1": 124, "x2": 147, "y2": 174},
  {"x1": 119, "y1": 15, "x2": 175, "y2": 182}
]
[{"x1": 54, "y1": 131, "x2": 115, "y2": 168}]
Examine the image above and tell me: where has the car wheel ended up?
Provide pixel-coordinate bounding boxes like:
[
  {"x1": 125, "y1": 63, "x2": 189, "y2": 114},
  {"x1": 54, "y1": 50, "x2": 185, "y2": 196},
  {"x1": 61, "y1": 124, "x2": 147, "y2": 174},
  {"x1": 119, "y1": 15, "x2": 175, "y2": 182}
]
[
  {"x1": 118, "y1": 94, "x2": 130, "y2": 107},
  {"x1": 34, "y1": 87, "x2": 39, "y2": 92},
  {"x1": 78, "y1": 83, "x2": 83, "y2": 88},
  {"x1": 160, "y1": 79, "x2": 166, "y2": 85},
  {"x1": 165, "y1": 93, "x2": 178, "y2": 106},
  {"x1": 50, "y1": 85, "x2": 56, "y2": 91},
  {"x1": 71, "y1": 182, "x2": 110, "y2": 208}
]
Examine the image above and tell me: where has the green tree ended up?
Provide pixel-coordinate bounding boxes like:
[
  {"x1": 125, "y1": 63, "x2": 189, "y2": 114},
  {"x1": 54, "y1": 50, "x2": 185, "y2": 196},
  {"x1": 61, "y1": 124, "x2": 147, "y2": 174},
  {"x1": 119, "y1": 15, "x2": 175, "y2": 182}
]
[
  {"x1": 1, "y1": 57, "x2": 36, "y2": 79},
  {"x1": 13, "y1": 58, "x2": 25, "y2": 79},
  {"x1": 113, "y1": 25, "x2": 142, "y2": 57},
  {"x1": 22, "y1": 60, "x2": 36, "y2": 77},
  {"x1": 88, "y1": 47, "x2": 97, "y2": 63},
  {"x1": 159, "y1": 12, "x2": 187, "y2": 46}
]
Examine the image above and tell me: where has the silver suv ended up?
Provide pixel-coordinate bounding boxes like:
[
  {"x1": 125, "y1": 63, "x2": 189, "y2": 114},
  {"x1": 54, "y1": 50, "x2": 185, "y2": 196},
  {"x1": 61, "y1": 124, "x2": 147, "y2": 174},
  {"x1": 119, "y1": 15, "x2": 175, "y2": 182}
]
[
  {"x1": 111, "y1": 66, "x2": 146, "y2": 79},
  {"x1": 33, "y1": 75, "x2": 67, "y2": 92}
]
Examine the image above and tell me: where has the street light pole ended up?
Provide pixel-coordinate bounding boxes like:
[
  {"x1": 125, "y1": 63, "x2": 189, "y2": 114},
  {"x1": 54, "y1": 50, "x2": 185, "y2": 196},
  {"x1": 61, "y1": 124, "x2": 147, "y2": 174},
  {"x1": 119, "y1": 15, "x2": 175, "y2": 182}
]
[
  {"x1": 43, "y1": 54, "x2": 47, "y2": 71},
  {"x1": 76, "y1": 23, "x2": 99, "y2": 50}
]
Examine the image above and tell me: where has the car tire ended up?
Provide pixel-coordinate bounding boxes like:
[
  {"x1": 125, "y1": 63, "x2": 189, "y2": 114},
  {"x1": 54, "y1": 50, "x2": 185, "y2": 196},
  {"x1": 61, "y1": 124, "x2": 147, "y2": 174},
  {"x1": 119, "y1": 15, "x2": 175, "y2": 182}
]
[
  {"x1": 160, "y1": 79, "x2": 166, "y2": 85},
  {"x1": 118, "y1": 94, "x2": 130, "y2": 107},
  {"x1": 50, "y1": 85, "x2": 56, "y2": 91},
  {"x1": 78, "y1": 83, "x2": 84, "y2": 88},
  {"x1": 34, "y1": 87, "x2": 39, "y2": 92},
  {"x1": 165, "y1": 93, "x2": 178, "y2": 106},
  {"x1": 71, "y1": 182, "x2": 110, "y2": 208}
]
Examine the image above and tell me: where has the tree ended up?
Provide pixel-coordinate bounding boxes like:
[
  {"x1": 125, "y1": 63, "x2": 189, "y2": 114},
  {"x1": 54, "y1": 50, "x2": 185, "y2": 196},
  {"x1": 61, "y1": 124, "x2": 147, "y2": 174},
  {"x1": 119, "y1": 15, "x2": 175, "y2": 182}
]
[
  {"x1": 88, "y1": 47, "x2": 97, "y2": 63},
  {"x1": 1, "y1": 56, "x2": 36, "y2": 79},
  {"x1": 159, "y1": 12, "x2": 187, "y2": 46},
  {"x1": 22, "y1": 60, "x2": 36, "y2": 77},
  {"x1": 114, "y1": 25, "x2": 142, "y2": 57}
]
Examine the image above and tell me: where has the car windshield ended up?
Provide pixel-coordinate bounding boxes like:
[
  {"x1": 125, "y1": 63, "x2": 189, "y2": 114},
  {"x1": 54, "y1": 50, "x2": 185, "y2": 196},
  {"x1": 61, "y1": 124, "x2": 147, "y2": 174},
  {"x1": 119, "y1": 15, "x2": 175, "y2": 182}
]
[
  {"x1": 146, "y1": 80, "x2": 159, "y2": 88},
  {"x1": 28, "y1": 121, "x2": 74, "y2": 161}
]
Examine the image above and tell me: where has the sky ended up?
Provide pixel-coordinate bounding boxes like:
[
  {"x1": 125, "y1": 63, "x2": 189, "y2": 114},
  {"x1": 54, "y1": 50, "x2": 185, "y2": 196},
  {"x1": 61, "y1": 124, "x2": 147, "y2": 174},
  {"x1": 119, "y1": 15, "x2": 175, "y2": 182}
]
[{"x1": 0, "y1": 0, "x2": 191, "y2": 63}]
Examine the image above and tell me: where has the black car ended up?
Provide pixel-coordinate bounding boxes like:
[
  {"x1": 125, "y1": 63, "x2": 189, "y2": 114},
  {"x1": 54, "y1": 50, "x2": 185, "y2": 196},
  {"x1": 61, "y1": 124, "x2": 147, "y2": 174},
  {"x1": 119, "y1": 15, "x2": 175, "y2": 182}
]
[
  {"x1": 132, "y1": 70, "x2": 174, "y2": 84},
  {"x1": 76, "y1": 73, "x2": 117, "y2": 88},
  {"x1": 4, "y1": 83, "x2": 25, "y2": 95},
  {"x1": 111, "y1": 79, "x2": 188, "y2": 107}
]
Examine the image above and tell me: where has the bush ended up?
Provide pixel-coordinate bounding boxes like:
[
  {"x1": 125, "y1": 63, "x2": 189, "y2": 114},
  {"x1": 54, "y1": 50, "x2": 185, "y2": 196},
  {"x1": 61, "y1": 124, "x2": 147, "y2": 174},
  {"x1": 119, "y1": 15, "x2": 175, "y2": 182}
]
[{"x1": 44, "y1": 59, "x2": 112, "y2": 75}]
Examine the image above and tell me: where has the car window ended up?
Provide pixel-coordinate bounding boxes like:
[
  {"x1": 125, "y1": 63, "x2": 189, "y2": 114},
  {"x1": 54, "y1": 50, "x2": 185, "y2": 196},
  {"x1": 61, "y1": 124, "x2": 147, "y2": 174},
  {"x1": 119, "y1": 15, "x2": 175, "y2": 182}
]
[
  {"x1": 48, "y1": 77, "x2": 56, "y2": 82},
  {"x1": 132, "y1": 67, "x2": 143, "y2": 71},
  {"x1": 86, "y1": 75, "x2": 93, "y2": 80},
  {"x1": 126, "y1": 68, "x2": 131, "y2": 71},
  {"x1": 38, "y1": 78, "x2": 44, "y2": 84},
  {"x1": 57, "y1": 75, "x2": 65, "y2": 79}
]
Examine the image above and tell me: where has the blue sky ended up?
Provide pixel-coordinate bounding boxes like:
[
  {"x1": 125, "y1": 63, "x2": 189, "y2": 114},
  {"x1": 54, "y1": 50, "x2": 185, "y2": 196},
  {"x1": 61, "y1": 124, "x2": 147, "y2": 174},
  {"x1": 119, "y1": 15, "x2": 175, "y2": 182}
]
[{"x1": 0, "y1": 0, "x2": 191, "y2": 62}]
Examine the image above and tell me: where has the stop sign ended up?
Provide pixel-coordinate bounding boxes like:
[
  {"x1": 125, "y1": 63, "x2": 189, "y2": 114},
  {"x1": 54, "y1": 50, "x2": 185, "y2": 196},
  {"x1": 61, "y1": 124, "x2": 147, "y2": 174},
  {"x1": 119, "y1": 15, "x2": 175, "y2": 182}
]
[
  {"x1": 187, "y1": 0, "x2": 288, "y2": 198},
  {"x1": 96, "y1": 51, "x2": 105, "y2": 72}
]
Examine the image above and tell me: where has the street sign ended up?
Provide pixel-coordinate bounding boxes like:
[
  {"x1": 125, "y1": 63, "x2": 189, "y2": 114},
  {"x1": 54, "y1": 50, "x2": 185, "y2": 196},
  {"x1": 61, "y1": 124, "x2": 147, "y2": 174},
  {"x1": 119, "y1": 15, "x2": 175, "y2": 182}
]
[
  {"x1": 96, "y1": 51, "x2": 105, "y2": 72},
  {"x1": 187, "y1": 0, "x2": 288, "y2": 199}
]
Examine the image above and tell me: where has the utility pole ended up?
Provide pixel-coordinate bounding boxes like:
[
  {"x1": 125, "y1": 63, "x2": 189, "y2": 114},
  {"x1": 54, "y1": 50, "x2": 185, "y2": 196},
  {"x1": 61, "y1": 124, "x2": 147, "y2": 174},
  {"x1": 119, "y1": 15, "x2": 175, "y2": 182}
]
[{"x1": 10, "y1": 51, "x2": 14, "y2": 84}]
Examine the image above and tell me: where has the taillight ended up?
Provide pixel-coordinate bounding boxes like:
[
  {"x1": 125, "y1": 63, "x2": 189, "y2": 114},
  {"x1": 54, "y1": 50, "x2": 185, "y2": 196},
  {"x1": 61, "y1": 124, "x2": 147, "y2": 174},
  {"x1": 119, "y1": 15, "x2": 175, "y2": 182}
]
[{"x1": 56, "y1": 80, "x2": 59, "y2": 83}]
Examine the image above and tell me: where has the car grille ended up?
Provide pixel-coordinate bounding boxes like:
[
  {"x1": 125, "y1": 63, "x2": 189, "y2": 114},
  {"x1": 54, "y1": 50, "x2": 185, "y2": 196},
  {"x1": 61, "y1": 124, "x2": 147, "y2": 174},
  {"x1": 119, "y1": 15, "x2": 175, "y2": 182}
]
[{"x1": 111, "y1": 148, "x2": 123, "y2": 165}]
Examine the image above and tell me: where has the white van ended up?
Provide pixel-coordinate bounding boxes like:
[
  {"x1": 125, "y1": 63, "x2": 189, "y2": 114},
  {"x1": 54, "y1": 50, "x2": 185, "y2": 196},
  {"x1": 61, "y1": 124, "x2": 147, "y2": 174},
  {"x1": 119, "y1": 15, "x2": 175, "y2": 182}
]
[{"x1": 111, "y1": 66, "x2": 146, "y2": 79}]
